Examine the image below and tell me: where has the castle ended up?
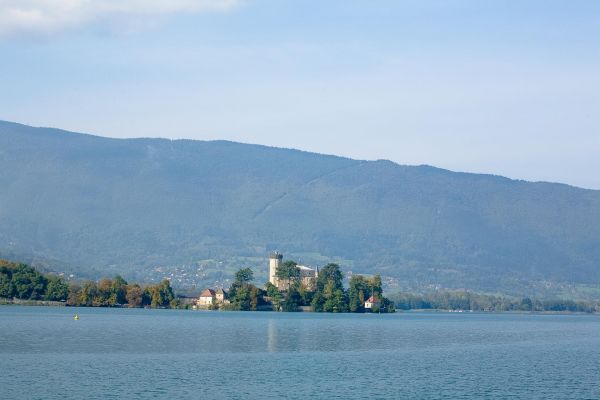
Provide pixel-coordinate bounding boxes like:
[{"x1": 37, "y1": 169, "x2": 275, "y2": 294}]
[{"x1": 268, "y1": 252, "x2": 318, "y2": 291}]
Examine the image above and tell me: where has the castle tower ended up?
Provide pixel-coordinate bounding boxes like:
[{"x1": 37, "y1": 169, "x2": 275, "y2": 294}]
[{"x1": 269, "y1": 252, "x2": 283, "y2": 286}]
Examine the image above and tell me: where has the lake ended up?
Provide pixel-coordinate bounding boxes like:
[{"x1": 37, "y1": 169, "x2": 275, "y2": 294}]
[{"x1": 1, "y1": 307, "x2": 599, "y2": 399}]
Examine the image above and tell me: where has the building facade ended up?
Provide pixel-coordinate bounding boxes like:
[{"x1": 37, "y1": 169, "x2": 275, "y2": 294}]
[
  {"x1": 197, "y1": 288, "x2": 228, "y2": 307},
  {"x1": 268, "y1": 252, "x2": 318, "y2": 291},
  {"x1": 197, "y1": 288, "x2": 216, "y2": 306}
]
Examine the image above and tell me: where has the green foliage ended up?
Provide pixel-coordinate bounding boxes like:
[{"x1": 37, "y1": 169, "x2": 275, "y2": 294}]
[
  {"x1": 235, "y1": 268, "x2": 254, "y2": 284},
  {"x1": 0, "y1": 260, "x2": 69, "y2": 301},
  {"x1": 312, "y1": 263, "x2": 344, "y2": 312},
  {"x1": 275, "y1": 260, "x2": 300, "y2": 291},
  {"x1": 228, "y1": 268, "x2": 263, "y2": 311},
  {"x1": 265, "y1": 281, "x2": 283, "y2": 311},
  {"x1": 283, "y1": 282, "x2": 302, "y2": 312},
  {"x1": 12, "y1": 264, "x2": 47, "y2": 300},
  {"x1": 0, "y1": 265, "x2": 15, "y2": 298},
  {"x1": 45, "y1": 276, "x2": 69, "y2": 301},
  {"x1": 348, "y1": 274, "x2": 383, "y2": 312},
  {"x1": 316, "y1": 264, "x2": 344, "y2": 292},
  {"x1": 348, "y1": 275, "x2": 368, "y2": 312},
  {"x1": 147, "y1": 279, "x2": 175, "y2": 308},
  {"x1": 309, "y1": 267, "x2": 393, "y2": 313}
]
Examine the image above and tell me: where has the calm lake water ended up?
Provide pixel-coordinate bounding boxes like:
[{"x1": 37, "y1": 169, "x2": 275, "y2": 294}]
[{"x1": 1, "y1": 307, "x2": 599, "y2": 399}]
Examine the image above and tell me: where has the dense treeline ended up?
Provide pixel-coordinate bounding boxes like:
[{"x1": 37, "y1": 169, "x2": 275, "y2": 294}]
[
  {"x1": 6, "y1": 259, "x2": 598, "y2": 313},
  {"x1": 67, "y1": 277, "x2": 178, "y2": 308},
  {"x1": 389, "y1": 291, "x2": 600, "y2": 313},
  {"x1": 223, "y1": 267, "x2": 268, "y2": 311},
  {"x1": 0, "y1": 260, "x2": 69, "y2": 301},
  {"x1": 0, "y1": 260, "x2": 178, "y2": 308},
  {"x1": 226, "y1": 262, "x2": 394, "y2": 312}
]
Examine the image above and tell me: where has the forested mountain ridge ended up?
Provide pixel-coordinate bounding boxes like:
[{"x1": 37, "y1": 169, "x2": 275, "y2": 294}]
[{"x1": 1, "y1": 120, "x2": 599, "y2": 296}]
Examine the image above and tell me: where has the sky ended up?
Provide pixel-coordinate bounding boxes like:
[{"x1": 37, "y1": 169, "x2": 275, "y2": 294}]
[{"x1": 1, "y1": 0, "x2": 599, "y2": 189}]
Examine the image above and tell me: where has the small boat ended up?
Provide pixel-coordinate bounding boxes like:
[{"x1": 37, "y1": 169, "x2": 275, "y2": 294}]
[{"x1": 73, "y1": 314, "x2": 79, "y2": 320}]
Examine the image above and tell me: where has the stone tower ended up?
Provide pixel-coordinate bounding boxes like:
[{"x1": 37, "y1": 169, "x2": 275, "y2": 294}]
[{"x1": 269, "y1": 252, "x2": 283, "y2": 286}]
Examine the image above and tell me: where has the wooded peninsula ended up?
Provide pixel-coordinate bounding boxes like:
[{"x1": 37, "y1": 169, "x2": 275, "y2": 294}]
[{"x1": 1, "y1": 259, "x2": 598, "y2": 313}]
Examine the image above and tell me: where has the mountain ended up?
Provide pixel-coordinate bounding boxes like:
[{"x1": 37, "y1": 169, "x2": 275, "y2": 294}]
[{"x1": 1, "y1": 120, "x2": 600, "y2": 297}]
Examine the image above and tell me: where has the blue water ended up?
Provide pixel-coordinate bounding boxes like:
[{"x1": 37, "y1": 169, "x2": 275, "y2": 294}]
[{"x1": 1, "y1": 307, "x2": 599, "y2": 399}]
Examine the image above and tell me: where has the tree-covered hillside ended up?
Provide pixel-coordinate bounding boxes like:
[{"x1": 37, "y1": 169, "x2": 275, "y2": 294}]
[{"x1": 1, "y1": 120, "x2": 600, "y2": 296}]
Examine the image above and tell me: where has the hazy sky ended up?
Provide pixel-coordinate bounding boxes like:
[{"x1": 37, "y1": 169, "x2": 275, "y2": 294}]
[{"x1": 1, "y1": 0, "x2": 599, "y2": 189}]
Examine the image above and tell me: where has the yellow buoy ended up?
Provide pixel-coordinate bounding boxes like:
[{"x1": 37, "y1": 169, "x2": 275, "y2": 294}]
[{"x1": 74, "y1": 314, "x2": 79, "y2": 320}]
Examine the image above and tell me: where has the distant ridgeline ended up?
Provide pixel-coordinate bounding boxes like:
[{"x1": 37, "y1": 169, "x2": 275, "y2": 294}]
[{"x1": 2, "y1": 120, "x2": 600, "y2": 298}]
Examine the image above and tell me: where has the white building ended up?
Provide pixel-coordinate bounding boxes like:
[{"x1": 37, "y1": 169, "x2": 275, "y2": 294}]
[
  {"x1": 364, "y1": 295, "x2": 381, "y2": 310},
  {"x1": 197, "y1": 288, "x2": 216, "y2": 306},
  {"x1": 268, "y1": 252, "x2": 318, "y2": 291}
]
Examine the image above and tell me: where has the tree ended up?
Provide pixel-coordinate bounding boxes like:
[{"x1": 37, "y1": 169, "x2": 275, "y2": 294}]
[
  {"x1": 312, "y1": 263, "x2": 345, "y2": 312},
  {"x1": 67, "y1": 283, "x2": 82, "y2": 306},
  {"x1": 11, "y1": 264, "x2": 47, "y2": 300},
  {"x1": 97, "y1": 278, "x2": 113, "y2": 306},
  {"x1": 111, "y1": 275, "x2": 128, "y2": 305},
  {"x1": 316, "y1": 263, "x2": 344, "y2": 292},
  {"x1": 0, "y1": 270, "x2": 14, "y2": 298},
  {"x1": 265, "y1": 282, "x2": 283, "y2": 311},
  {"x1": 250, "y1": 286, "x2": 260, "y2": 311},
  {"x1": 348, "y1": 275, "x2": 370, "y2": 312},
  {"x1": 275, "y1": 260, "x2": 300, "y2": 291},
  {"x1": 233, "y1": 286, "x2": 251, "y2": 311},
  {"x1": 126, "y1": 284, "x2": 143, "y2": 307},
  {"x1": 79, "y1": 281, "x2": 99, "y2": 306},
  {"x1": 147, "y1": 279, "x2": 175, "y2": 308},
  {"x1": 235, "y1": 268, "x2": 254, "y2": 284},
  {"x1": 45, "y1": 276, "x2": 69, "y2": 301},
  {"x1": 283, "y1": 282, "x2": 302, "y2": 312},
  {"x1": 229, "y1": 268, "x2": 264, "y2": 310},
  {"x1": 369, "y1": 274, "x2": 382, "y2": 298}
]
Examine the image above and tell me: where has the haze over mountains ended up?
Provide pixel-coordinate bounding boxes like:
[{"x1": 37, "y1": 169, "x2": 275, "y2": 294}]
[{"x1": 1, "y1": 120, "x2": 599, "y2": 298}]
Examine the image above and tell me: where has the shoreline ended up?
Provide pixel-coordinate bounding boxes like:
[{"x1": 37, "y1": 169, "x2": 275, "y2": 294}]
[{"x1": 2, "y1": 300, "x2": 598, "y2": 315}]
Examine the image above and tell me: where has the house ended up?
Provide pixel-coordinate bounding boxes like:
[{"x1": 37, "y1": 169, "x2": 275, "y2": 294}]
[
  {"x1": 364, "y1": 295, "x2": 381, "y2": 310},
  {"x1": 196, "y1": 288, "x2": 229, "y2": 308},
  {"x1": 215, "y1": 288, "x2": 229, "y2": 304},
  {"x1": 197, "y1": 288, "x2": 216, "y2": 306}
]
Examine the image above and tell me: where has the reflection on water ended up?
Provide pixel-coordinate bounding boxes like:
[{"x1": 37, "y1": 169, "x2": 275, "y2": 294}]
[{"x1": 267, "y1": 318, "x2": 276, "y2": 353}]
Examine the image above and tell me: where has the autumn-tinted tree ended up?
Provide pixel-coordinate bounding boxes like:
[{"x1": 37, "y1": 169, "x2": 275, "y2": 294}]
[{"x1": 125, "y1": 284, "x2": 143, "y2": 308}]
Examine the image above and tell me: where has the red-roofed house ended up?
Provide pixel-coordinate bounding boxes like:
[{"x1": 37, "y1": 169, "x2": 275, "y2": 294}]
[
  {"x1": 364, "y1": 295, "x2": 381, "y2": 310},
  {"x1": 197, "y1": 288, "x2": 216, "y2": 306}
]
